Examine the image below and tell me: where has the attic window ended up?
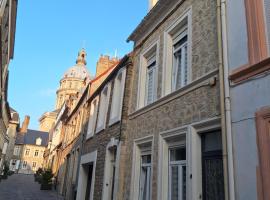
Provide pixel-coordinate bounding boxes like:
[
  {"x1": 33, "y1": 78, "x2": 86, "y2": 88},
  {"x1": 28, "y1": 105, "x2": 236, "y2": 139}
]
[{"x1": 36, "y1": 137, "x2": 42, "y2": 146}]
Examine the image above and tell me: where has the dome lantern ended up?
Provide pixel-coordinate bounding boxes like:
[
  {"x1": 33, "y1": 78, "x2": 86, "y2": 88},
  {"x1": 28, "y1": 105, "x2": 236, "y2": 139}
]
[{"x1": 76, "y1": 48, "x2": 87, "y2": 65}]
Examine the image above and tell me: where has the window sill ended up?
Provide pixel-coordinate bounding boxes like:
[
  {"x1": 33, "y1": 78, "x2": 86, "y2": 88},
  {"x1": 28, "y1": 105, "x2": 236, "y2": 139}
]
[
  {"x1": 95, "y1": 126, "x2": 105, "y2": 134},
  {"x1": 108, "y1": 117, "x2": 120, "y2": 127},
  {"x1": 229, "y1": 57, "x2": 270, "y2": 84},
  {"x1": 86, "y1": 134, "x2": 94, "y2": 141},
  {"x1": 129, "y1": 69, "x2": 218, "y2": 119}
]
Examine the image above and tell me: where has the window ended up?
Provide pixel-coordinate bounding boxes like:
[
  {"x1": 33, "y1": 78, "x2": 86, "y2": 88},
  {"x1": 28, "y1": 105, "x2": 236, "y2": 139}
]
[
  {"x1": 109, "y1": 68, "x2": 126, "y2": 125},
  {"x1": 172, "y1": 28, "x2": 188, "y2": 90},
  {"x1": 137, "y1": 42, "x2": 158, "y2": 109},
  {"x1": 163, "y1": 9, "x2": 191, "y2": 96},
  {"x1": 139, "y1": 154, "x2": 152, "y2": 200},
  {"x1": 131, "y1": 136, "x2": 153, "y2": 200},
  {"x1": 13, "y1": 146, "x2": 20, "y2": 156},
  {"x1": 103, "y1": 147, "x2": 117, "y2": 200},
  {"x1": 169, "y1": 147, "x2": 186, "y2": 200},
  {"x1": 36, "y1": 137, "x2": 42, "y2": 145},
  {"x1": 87, "y1": 97, "x2": 99, "y2": 139},
  {"x1": 146, "y1": 54, "x2": 157, "y2": 105},
  {"x1": 34, "y1": 150, "x2": 39, "y2": 157},
  {"x1": 25, "y1": 149, "x2": 30, "y2": 156},
  {"x1": 96, "y1": 84, "x2": 111, "y2": 133},
  {"x1": 22, "y1": 161, "x2": 27, "y2": 169},
  {"x1": 32, "y1": 162, "x2": 37, "y2": 170},
  {"x1": 158, "y1": 128, "x2": 188, "y2": 200}
]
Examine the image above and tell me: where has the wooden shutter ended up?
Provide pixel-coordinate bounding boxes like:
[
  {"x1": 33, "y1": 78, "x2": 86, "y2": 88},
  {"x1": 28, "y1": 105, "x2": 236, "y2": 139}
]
[{"x1": 256, "y1": 107, "x2": 270, "y2": 200}]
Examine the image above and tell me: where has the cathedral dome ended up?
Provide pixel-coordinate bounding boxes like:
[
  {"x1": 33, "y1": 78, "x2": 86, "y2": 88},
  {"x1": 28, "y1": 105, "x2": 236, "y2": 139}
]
[
  {"x1": 63, "y1": 65, "x2": 90, "y2": 79},
  {"x1": 63, "y1": 49, "x2": 91, "y2": 80}
]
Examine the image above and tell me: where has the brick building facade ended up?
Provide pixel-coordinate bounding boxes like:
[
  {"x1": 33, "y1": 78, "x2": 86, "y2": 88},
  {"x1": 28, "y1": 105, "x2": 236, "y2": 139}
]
[{"x1": 76, "y1": 55, "x2": 132, "y2": 200}]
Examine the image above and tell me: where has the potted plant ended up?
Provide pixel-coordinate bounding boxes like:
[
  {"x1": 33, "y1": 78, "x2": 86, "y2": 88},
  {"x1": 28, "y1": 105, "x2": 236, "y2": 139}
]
[{"x1": 40, "y1": 169, "x2": 53, "y2": 190}]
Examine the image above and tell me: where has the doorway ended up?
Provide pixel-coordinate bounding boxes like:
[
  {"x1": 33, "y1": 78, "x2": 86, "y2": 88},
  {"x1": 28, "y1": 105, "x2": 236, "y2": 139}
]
[
  {"x1": 85, "y1": 164, "x2": 93, "y2": 200},
  {"x1": 201, "y1": 131, "x2": 225, "y2": 200}
]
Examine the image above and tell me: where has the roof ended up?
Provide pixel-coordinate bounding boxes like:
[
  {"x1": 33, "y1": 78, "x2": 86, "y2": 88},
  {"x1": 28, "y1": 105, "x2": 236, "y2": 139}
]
[
  {"x1": 15, "y1": 129, "x2": 49, "y2": 147},
  {"x1": 127, "y1": 0, "x2": 180, "y2": 43},
  {"x1": 86, "y1": 53, "x2": 132, "y2": 104}
]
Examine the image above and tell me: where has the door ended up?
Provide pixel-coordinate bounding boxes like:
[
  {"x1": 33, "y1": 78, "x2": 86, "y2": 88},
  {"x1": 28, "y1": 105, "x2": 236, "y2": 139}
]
[
  {"x1": 85, "y1": 164, "x2": 93, "y2": 200},
  {"x1": 201, "y1": 131, "x2": 225, "y2": 200}
]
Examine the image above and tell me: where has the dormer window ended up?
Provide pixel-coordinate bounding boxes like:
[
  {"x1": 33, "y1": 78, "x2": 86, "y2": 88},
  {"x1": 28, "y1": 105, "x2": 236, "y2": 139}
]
[{"x1": 36, "y1": 137, "x2": 42, "y2": 146}]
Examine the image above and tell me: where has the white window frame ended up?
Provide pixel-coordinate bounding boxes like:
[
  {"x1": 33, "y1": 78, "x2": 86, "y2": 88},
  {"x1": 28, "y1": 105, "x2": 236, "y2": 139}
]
[
  {"x1": 86, "y1": 96, "x2": 99, "y2": 139},
  {"x1": 76, "y1": 151, "x2": 97, "y2": 200},
  {"x1": 137, "y1": 40, "x2": 159, "y2": 109},
  {"x1": 96, "y1": 83, "x2": 111, "y2": 133},
  {"x1": 130, "y1": 136, "x2": 154, "y2": 200},
  {"x1": 102, "y1": 138, "x2": 121, "y2": 200},
  {"x1": 168, "y1": 146, "x2": 186, "y2": 200},
  {"x1": 109, "y1": 68, "x2": 126, "y2": 126},
  {"x1": 172, "y1": 28, "x2": 188, "y2": 90},
  {"x1": 145, "y1": 53, "x2": 157, "y2": 105},
  {"x1": 162, "y1": 8, "x2": 192, "y2": 96},
  {"x1": 139, "y1": 152, "x2": 152, "y2": 200},
  {"x1": 25, "y1": 148, "x2": 30, "y2": 156},
  {"x1": 13, "y1": 146, "x2": 20, "y2": 156},
  {"x1": 158, "y1": 127, "x2": 190, "y2": 200}
]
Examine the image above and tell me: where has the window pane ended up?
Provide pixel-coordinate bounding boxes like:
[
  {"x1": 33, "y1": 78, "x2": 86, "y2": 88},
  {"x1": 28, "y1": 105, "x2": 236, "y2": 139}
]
[
  {"x1": 140, "y1": 166, "x2": 151, "y2": 200},
  {"x1": 170, "y1": 147, "x2": 186, "y2": 161},
  {"x1": 182, "y1": 166, "x2": 186, "y2": 200},
  {"x1": 147, "y1": 67, "x2": 154, "y2": 104},
  {"x1": 142, "y1": 155, "x2": 151, "y2": 164},
  {"x1": 170, "y1": 166, "x2": 179, "y2": 200},
  {"x1": 173, "y1": 35, "x2": 188, "y2": 90},
  {"x1": 174, "y1": 50, "x2": 182, "y2": 89}
]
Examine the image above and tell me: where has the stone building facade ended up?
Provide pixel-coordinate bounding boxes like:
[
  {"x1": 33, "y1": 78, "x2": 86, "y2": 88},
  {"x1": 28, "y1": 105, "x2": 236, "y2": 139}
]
[
  {"x1": 5, "y1": 108, "x2": 20, "y2": 170},
  {"x1": 76, "y1": 54, "x2": 132, "y2": 200},
  {"x1": 12, "y1": 129, "x2": 49, "y2": 174},
  {"x1": 120, "y1": 0, "x2": 227, "y2": 199},
  {"x1": 0, "y1": 0, "x2": 18, "y2": 173}
]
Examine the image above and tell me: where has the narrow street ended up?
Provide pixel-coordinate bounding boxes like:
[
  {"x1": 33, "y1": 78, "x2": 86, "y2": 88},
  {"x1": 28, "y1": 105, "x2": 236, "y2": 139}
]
[{"x1": 0, "y1": 174, "x2": 63, "y2": 200}]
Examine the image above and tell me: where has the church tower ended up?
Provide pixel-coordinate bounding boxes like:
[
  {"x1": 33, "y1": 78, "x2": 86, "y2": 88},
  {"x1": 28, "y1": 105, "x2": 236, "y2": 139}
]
[{"x1": 55, "y1": 49, "x2": 91, "y2": 109}]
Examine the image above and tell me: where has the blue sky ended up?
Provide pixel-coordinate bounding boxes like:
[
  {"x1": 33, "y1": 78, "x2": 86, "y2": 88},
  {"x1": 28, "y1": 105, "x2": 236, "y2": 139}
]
[{"x1": 8, "y1": 0, "x2": 148, "y2": 129}]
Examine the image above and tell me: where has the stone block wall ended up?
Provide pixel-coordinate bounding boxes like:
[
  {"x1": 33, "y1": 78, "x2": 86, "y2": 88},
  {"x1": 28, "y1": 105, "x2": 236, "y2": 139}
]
[{"x1": 120, "y1": 0, "x2": 220, "y2": 199}]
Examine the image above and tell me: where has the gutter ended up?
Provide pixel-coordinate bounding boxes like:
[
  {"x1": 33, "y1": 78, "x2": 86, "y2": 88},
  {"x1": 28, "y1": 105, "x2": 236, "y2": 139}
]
[{"x1": 217, "y1": 0, "x2": 235, "y2": 199}]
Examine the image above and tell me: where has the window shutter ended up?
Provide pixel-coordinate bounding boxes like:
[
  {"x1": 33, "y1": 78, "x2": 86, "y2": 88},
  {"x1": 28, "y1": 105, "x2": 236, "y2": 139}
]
[{"x1": 264, "y1": 0, "x2": 270, "y2": 53}]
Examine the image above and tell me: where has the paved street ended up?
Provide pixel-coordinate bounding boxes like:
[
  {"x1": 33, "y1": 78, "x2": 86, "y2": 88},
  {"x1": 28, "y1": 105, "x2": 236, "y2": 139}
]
[{"x1": 0, "y1": 174, "x2": 64, "y2": 200}]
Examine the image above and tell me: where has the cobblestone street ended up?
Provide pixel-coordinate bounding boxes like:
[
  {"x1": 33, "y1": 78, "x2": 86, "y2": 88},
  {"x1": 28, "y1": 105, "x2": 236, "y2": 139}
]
[{"x1": 0, "y1": 174, "x2": 63, "y2": 200}]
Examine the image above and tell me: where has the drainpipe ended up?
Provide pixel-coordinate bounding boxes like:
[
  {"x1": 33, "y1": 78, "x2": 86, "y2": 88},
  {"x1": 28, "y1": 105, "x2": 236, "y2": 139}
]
[{"x1": 217, "y1": 0, "x2": 235, "y2": 199}]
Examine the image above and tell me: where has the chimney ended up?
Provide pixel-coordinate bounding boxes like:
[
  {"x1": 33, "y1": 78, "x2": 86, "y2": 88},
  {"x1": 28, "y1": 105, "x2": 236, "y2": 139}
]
[
  {"x1": 20, "y1": 115, "x2": 30, "y2": 133},
  {"x1": 95, "y1": 55, "x2": 119, "y2": 77}
]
